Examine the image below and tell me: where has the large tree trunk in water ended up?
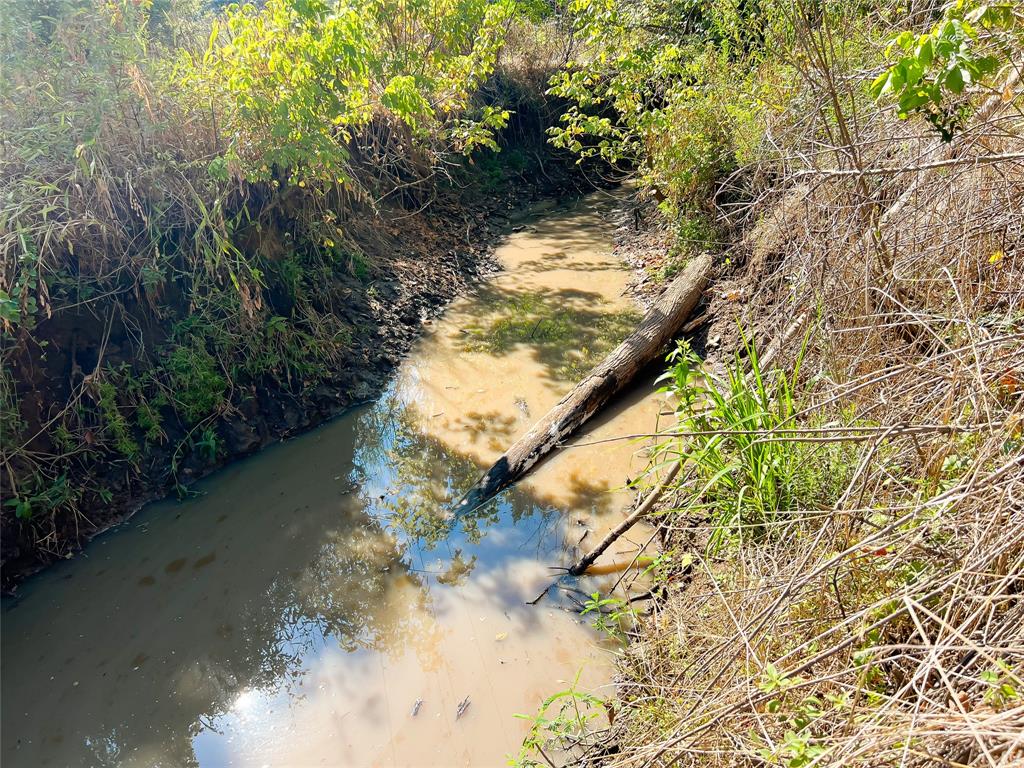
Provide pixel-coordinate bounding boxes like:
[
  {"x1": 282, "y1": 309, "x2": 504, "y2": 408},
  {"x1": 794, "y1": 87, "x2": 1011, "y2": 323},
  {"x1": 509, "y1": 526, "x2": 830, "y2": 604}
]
[{"x1": 452, "y1": 252, "x2": 712, "y2": 516}]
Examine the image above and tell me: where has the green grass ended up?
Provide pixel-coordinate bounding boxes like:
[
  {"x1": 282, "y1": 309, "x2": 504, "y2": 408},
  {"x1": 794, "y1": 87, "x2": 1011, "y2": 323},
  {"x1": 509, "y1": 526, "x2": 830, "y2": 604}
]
[{"x1": 657, "y1": 332, "x2": 856, "y2": 552}]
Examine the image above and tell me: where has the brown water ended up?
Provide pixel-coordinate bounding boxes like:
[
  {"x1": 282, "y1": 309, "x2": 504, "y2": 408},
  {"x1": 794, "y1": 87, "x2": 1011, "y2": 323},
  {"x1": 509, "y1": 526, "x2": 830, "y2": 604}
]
[{"x1": 1, "y1": 192, "x2": 665, "y2": 768}]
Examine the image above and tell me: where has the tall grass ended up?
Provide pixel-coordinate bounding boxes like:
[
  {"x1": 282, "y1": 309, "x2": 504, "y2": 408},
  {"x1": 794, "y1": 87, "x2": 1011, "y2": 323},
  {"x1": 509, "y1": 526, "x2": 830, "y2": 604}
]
[{"x1": 657, "y1": 334, "x2": 821, "y2": 553}]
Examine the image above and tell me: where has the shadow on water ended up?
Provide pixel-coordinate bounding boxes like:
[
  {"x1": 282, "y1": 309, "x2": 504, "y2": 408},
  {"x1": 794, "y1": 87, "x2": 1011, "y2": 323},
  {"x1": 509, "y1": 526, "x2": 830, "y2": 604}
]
[
  {"x1": 0, "y1": 384, "x2": 623, "y2": 768},
  {"x1": 1, "y1": 190, "x2": 651, "y2": 768},
  {"x1": 454, "y1": 283, "x2": 640, "y2": 385}
]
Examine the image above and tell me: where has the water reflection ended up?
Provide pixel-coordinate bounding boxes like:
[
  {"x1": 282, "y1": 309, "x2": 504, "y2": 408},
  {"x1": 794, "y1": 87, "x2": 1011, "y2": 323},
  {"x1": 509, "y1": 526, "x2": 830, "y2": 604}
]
[
  {"x1": 359, "y1": 391, "x2": 563, "y2": 556},
  {"x1": 2, "y1": 192, "x2": 659, "y2": 768},
  {"x1": 2, "y1": 389, "x2": 612, "y2": 767}
]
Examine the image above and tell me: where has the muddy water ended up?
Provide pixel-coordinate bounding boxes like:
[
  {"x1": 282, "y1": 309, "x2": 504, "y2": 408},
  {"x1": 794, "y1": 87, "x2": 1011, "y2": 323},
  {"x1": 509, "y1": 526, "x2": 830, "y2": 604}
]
[{"x1": 1, "y1": 193, "x2": 665, "y2": 768}]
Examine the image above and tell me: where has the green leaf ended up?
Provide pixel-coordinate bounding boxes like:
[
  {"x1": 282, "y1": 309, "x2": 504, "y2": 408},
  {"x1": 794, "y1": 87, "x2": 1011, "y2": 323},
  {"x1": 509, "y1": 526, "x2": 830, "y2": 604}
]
[
  {"x1": 946, "y1": 66, "x2": 965, "y2": 93},
  {"x1": 903, "y1": 57, "x2": 925, "y2": 87},
  {"x1": 916, "y1": 37, "x2": 934, "y2": 66},
  {"x1": 898, "y1": 89, "x2": 932, "y2": 112},
  {"x1": 894, "y1": 30, "x2": 916, "y2": 51},
  {"x1": 889, "y1": 62, "x2": 907, "y2": 92},
  {"x1": 869, "y1": 71, "x2": 891, "y2": 98}
]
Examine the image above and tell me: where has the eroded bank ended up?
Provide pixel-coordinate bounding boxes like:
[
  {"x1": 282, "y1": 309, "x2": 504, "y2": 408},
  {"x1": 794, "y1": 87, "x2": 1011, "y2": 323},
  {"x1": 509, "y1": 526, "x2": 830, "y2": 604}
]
[{"x1": 2, "y1": 191, "x2": 663, "y2": 767}]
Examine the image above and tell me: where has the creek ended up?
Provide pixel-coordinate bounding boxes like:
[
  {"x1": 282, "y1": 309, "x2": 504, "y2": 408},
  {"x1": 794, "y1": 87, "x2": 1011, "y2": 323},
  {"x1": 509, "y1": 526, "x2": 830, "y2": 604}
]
[{"x1": 1, "y1": 192, "x2": 665, "y2": 768}]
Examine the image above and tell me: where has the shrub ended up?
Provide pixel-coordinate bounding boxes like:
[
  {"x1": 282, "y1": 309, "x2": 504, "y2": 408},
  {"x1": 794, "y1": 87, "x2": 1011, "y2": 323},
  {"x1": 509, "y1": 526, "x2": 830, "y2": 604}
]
[{"x1": 163, "y1": 341, "x2": 227, "y2": 424}]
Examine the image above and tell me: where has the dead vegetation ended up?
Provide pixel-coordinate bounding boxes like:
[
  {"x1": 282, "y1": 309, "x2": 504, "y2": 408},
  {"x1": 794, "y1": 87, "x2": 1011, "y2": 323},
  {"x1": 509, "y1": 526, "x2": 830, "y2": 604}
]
[
  {"x1": 601, "y1": 60, "x2": 1024, "y2": 768},
  {"x1": 508, "y1": 5, "x2": 1024, "y2": 767}
]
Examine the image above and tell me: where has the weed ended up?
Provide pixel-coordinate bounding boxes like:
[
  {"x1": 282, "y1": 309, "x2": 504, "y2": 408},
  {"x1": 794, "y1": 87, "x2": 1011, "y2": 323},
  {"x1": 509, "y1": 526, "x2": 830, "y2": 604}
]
[
  {"x1": 658, "y1": 334, "x2": 826, "y2": 551},
  {"x1": 503, "y1": 147, "x2": 530, "y2": 174},
  {"x1": 581, "y1": 591, "x2": 632, "y2": 639},
  {"x1": 656, "y1": 212, "x2": 718, "y2": 281},
  {"x1": 192, "y1": 428, "x2": 221, "y2": 463},
  {"x1": 3, "y1": 474, "x2": 76, "y2": 522},
  {"x1": 163, "y1": 340, "x2": 227, "y2": 425},
  {"x1": 511, "y1": 670, "x2": 607, "y2": 768},
  {"x1": 348, "y1": 250, "x2": 371, "y2": 282},
  {"x1": 980, "y1": 661, "x2": 1022, "y2": 710},
  {"x1": 135, "y1": 395, "x2": 167, "y2": 445},
  {"x1": 94, "y1": 378, "x2": 141, "y2": 462}
]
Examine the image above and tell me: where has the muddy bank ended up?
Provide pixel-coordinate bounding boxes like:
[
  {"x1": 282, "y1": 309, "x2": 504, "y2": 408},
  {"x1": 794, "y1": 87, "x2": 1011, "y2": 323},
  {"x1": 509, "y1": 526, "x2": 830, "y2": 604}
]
[
  {"x1": 2, "y1": 190, "x2": 662, "y2": 768},
  {"x1": 1, "y1": 156, "x2": 605, "y2": 591}
]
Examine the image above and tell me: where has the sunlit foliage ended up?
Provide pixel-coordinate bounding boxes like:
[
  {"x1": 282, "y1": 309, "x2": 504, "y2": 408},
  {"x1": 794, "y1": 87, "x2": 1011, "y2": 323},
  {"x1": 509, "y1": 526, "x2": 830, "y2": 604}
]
[{"x1": 182, "y1": 0, "x2": 516, "y2": 182}]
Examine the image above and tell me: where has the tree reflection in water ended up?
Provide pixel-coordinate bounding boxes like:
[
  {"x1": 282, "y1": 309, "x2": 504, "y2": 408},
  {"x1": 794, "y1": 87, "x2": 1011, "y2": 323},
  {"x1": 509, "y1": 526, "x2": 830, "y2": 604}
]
[
  {"x1": 2, "y1": 384, "x2": 578, "y2": 768},
  {"x1": 355, "y1": 389, "x2": 560, "y2": 557},
  {"x1": 2, "y1": 193, "x2": 649, "y2": 768}
]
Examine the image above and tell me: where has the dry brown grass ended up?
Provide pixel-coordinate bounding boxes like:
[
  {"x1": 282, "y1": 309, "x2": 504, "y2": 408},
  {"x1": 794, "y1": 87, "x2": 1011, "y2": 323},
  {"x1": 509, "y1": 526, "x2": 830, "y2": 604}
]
[{"x1": 591, "y1": 28, "x2": 1024, "y2": 768}]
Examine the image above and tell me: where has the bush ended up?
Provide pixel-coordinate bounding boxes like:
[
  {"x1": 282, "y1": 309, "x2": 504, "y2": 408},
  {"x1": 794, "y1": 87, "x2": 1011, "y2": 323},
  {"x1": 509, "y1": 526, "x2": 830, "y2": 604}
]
[
  {"x1": 164, "y1": 342, "x2": 227, "y2": 425},
  {"x1": 180, "y1": 0, "x2": 516, "y2": 183}
]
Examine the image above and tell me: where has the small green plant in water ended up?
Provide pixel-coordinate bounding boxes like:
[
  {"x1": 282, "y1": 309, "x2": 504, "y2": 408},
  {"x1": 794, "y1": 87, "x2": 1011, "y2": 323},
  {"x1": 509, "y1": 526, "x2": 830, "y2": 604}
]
[
  {"x1": 462, "y1": 292, "x2": 639, "y2": 381},
  {"x1": 511, "y1": 669, "x2": 607, "y2": 768}
]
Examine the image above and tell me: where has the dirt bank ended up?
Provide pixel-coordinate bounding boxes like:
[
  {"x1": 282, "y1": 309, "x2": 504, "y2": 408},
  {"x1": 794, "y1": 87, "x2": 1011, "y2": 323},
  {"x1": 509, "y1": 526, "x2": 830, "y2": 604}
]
[{"x1": 552, "y1": 144, "x2": 1024, "y2": 768}]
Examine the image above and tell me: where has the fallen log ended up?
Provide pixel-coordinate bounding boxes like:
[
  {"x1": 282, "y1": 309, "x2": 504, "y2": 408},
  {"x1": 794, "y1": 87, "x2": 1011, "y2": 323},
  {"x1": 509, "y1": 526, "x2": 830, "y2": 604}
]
[{"x1": 452, "y1": 252, "x2": 712, "y2": 516}]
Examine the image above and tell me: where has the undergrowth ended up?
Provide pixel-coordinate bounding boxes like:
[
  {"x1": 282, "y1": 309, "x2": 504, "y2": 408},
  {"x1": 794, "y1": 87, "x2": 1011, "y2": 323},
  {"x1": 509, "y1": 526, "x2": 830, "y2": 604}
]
[
  {"x1": 655, "y1": 334, "x2": 855, "y2": 553},
  {"x1": 0, "y1": 0, "x2": 576, "y2": 578},
  {"x1": 516, "y1": 1, "x2": 1024, "y2": 766}
]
